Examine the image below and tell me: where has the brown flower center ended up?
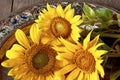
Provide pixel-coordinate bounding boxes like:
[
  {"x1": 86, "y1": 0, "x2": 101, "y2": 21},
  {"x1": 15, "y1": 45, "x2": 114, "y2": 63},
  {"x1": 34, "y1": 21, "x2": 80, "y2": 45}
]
[
  {"x1": 25, "y1": 44, "x2": 56, "y2": 74},
  {"x1": 32, "y1": 52, "x2": 49, "y2": 69},
  {"x1": 50, "y1": 17, "x2": 71, "y2": 38},
  {"x1": 74, "y1": 50, "x2": 95, "y2": 73}
]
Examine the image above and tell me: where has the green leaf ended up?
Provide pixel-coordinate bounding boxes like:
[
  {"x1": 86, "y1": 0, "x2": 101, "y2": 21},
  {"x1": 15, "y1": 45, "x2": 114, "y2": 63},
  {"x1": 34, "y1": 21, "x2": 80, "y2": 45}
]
[
  {"x1": 95, "y1": 8, "x2": 113, "y2": 21},
  {"x1": 83, "y1": 3, "x2": 96, "y2": 19},
  {"x1": 117, "y1": 14, "x2": 120, "y2": 19},
  {"x1": 117, "y1": 14, "x2": 120, "y2": 27}
]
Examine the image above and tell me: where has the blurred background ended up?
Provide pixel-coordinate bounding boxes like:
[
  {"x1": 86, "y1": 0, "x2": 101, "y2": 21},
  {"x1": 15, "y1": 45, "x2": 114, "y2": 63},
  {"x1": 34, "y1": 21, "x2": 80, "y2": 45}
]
[{"x1": 0, "y1": 0, "x2": 120, "y2": 20}]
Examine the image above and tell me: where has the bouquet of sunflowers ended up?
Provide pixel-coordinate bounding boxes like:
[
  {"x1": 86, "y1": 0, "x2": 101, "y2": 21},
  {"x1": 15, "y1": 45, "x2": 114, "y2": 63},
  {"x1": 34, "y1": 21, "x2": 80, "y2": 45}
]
[{"x1": 1, "y1": 2, "x2": 120, "y2": 80}]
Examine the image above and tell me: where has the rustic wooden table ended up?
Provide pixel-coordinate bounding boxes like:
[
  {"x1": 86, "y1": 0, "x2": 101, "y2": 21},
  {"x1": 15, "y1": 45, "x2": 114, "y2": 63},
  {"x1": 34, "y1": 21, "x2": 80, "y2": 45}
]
[
  {"x1": 0, "y1": 0, "x2": 120, "y2": 20},
  {"x1": 0, "y1": 0, "x2": 45, "y2": 20}
]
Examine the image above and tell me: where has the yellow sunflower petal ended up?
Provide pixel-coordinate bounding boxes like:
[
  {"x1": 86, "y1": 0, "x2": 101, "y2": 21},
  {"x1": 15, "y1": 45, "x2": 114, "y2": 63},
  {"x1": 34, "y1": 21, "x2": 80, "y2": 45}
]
[
  {"x1": 64, "y1": 4, "x2": 72, "y2": 13},
  {"x1": 87, "y1": 35, "x2": 100, "y2": 49},
  {"x1": 88, "y1": 43, "x2": 104, "y2": 53},
  {"x1": 54, "y1": 70, "x2": 65, "y2": 80},
  {"x1": 37, "y1": 14, "x2": 45, "y2": 22},
  {"x1": 46, "y1": 73, "x2": 54, "y2": 80},
  {"x1": 57, "y1": 52, "x2": 73, "y2": 60},
  {"x1": 45, "y1": 5, "x2": 57, "y2": 18},
  {"x1": 35, "y1": 19, "x2": 40, "y2": 23},
  {"x1": 1, "y1": 58, "x2": 24, "y2": 67},
  {"x1": 77, "y1": 72, "x2": 84, "y2": 80},
  {"x1": 41, "y1": 36, "x2": 51, "y2": 44},
  {"x1": 46, "y1": 5, "x2": 57, "y2": 18},
  {"x1": 71, "y1": 25, "x2": 82, "y2": 44},
  {"x1": 85, "y1": 74, "x2": 90, "y2": 80},
  {"x1": 96, "y1": 59, "x2": 104, "y2": 64},
  {"x1": 21, "y1": 72, "x2": 30, "y2": 80},
  {"x1": 53, "y1": 46, "x2": 65, "y2": 52},
  {"x1": 14, "y1": 64, "x2": 28, "y2": 79},
  {"x1": 38, "y1": 75, "x2": 45, "y2": 80},
  {"x1": 70, "y1": 15, "x2": 81, "y2": 24},
  {"x1": 96, "y1": 61, "x2": 105, "y2": 78},
  {"x1": 6, "y1": 50, "x2": 24, "y2": 59},
  {"x1": 8, "y1": 68, "x2": 14, "y2": 76},
  {"x1": 42, "y1": 8, "x2": 48, "y2": 13},
  {"x1": 30, "y1": 23, "x2": 41, "y2": 44},
  {"x1": 8, "y1": 66, "x2": 19, "y2": 76},
  {"x1": 52, "y1": 46, "x2": 71, "y2": 53},
  {"x1": 90, "y1": 70, "x2": 100, "y2": 80},
  {"x1": 71, "y1": 33, "x2": 80, "y2": 44},
  {"x1": 33, "y1": 74, "x2": 39, "y2": 80},
  {"x1": 56, "y1": 55, "x2": 70, "y2": 66},
  {"x1": 57, "y1": 64, "x2": 76, "y2": 75},
  {"x1": 11, "y1": 44, "x2": 25, "y2": 53},
  {"x1": 65, "y1": 9, "x2": 74, "y2": 21},
  {"x1": 74, "y1": 19, "x2": 83, "y2": 26},
  {"x1": 15, "y1": 29, "x2": 30, "y2": 49},
  {"x1": 55, "y1": 60, "x2": 63, "y2": 68},
  {"x1": 39, "y1": 12, "x2": 46, "y2": 20},
  {"x1": 2, "y1": 61, "x2": 13, "y2": 68},
  {"x1": 94, "y1": 50, "x2": 107, "y2": 58},
  {"x1": 50, "y1": 39, "x2": 62, "y2": 46},
  {"x1": 83, "y1": 30, "x2": 92, "y2": 50},
  {"x1": 47, "y1": 3, "x2": 52, "y2": 11},
  {"x1": 66, "y1": 68, "x2": 80, "y2": 80},
  {"x1": 96, "y1": 43, "x2": 105, "y2": 48},
  {"x1": 56, "y1": 4, "x2": 64, "y2": 18},
  {"x1": 27, "y1": 72, "x2": 36, "y2": 80},
  {"x1": 59, "y1": 37, "x2": 78, "y2": 52}
]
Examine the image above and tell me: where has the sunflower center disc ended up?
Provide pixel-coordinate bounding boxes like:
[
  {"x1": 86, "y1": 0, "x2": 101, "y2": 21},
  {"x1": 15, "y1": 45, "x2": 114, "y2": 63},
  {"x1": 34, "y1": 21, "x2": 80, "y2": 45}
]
[
  {"x1": 50, "y1": 17, "x2": 71, "y2": 38},
  {"x1": 75, "y1": 50, "x2": 95, "y2": 73},
  {"x1": 26, "y1": 44, "x2": 56, "y2": 74},
  {"x1": 56, "y1": 23, "x2": 66, "y2": 34},
  {"x1": 32, "y1": 53, "x2": 49, "y2": 69}
]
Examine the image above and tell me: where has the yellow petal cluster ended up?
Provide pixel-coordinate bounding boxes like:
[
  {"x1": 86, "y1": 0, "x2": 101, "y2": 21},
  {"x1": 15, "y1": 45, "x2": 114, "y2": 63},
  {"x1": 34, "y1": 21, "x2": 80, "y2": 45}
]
[
  {"x1": 35, "y1": 3, "x2": 83, "y2": 45},
  {"x1": 53, "y1": 31, "x2": 107, "y2": 80},
  {"x1": 1, "y1": 3, "x2": 107, "y2": 80},
  {"x1": 1, "y1": 24, "x2": 62, "y2": 80}
]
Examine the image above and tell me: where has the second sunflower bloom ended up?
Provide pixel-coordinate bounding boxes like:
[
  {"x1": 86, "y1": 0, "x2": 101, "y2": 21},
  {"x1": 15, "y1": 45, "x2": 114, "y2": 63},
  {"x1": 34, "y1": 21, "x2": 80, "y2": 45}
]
[{"x1": 35, "y1": 3, "x2": 83, "y2": 45}]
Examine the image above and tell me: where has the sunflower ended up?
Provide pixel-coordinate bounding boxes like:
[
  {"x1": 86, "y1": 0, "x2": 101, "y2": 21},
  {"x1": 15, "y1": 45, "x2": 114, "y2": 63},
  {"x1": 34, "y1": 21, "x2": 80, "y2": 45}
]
[
  {"x1": 1, "y1": 23, "x2": 62, "y2": 80},
  {"x1": 53, "y1": 31, "x2": 108, "y2": 80},
  {"x1": 35, "y1": 3, "x2": 83, "y2": 45}
]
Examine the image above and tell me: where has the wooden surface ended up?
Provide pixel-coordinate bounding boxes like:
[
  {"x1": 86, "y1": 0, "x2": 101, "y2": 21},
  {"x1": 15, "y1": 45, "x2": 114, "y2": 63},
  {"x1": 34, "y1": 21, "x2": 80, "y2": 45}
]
[
  {"x1": 0, "y1": 0, "x2": 44, "y2": 20},
  {"x1": 0, "y1": 0, "x2": 12, "y2": 20},
  {"x1": 12, "y1": 0, "x2": 43, "y2": 12},
  {"x1": 0, "y1": 0, "x2": 120, "y2": 20}
]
